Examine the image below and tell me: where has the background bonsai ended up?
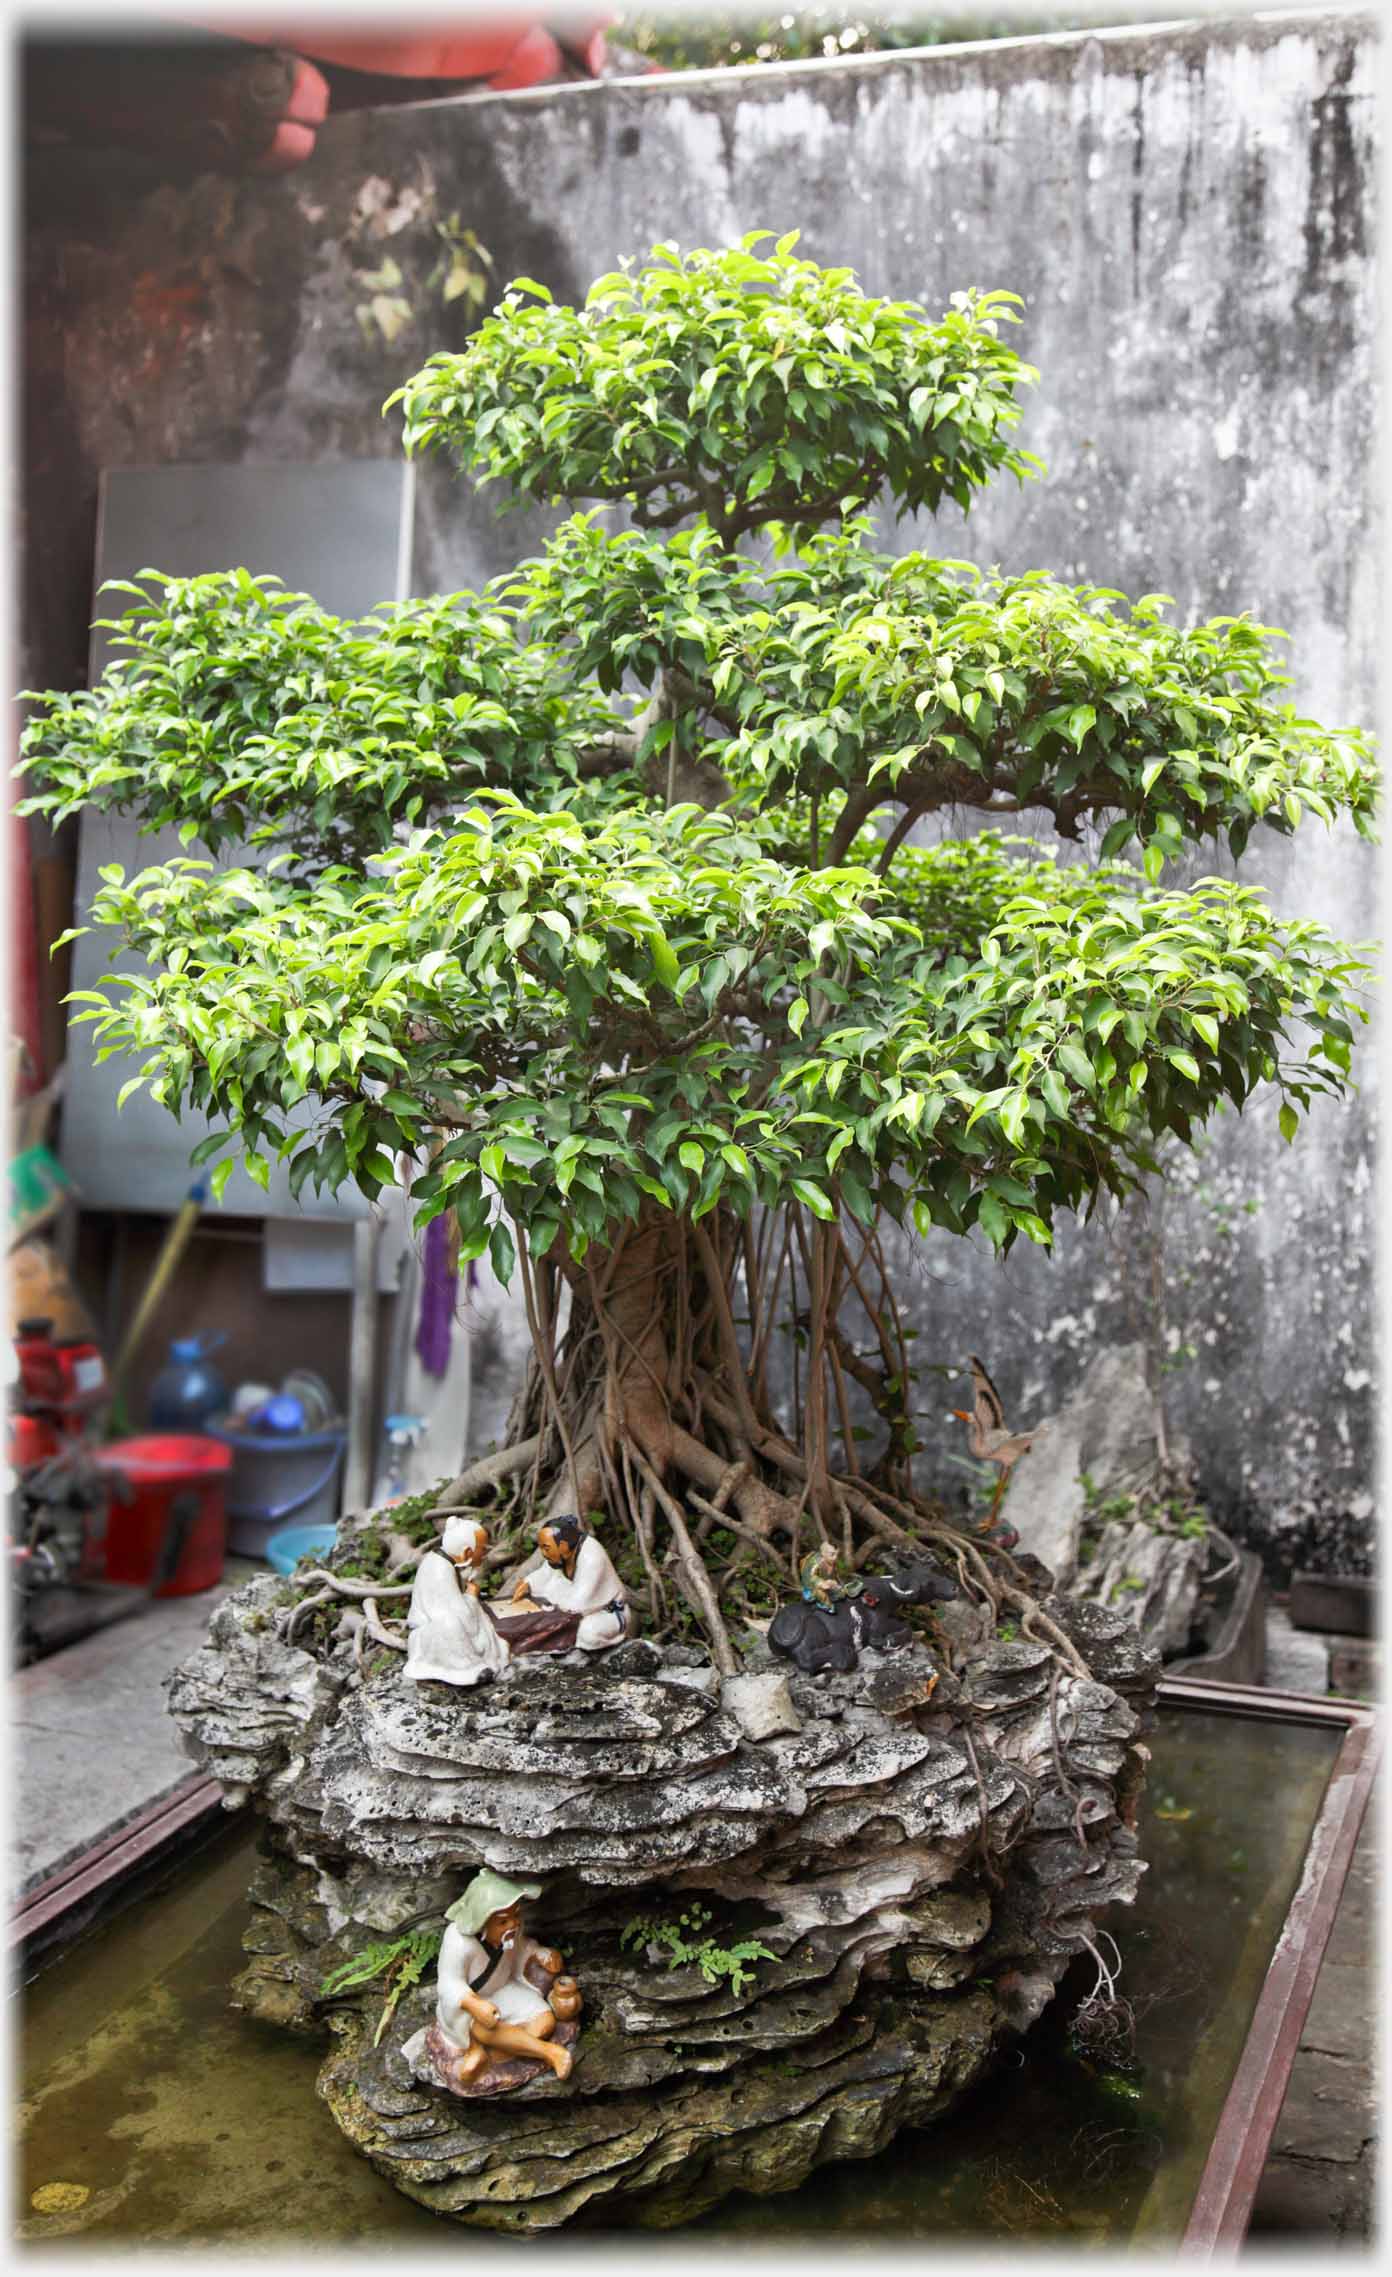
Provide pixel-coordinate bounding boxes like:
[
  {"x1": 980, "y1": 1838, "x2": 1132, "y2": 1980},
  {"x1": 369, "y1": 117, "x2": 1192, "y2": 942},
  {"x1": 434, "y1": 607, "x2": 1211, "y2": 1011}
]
[{"x1": 21, "y1": 232, "x2": 1374, "y2": 1676}]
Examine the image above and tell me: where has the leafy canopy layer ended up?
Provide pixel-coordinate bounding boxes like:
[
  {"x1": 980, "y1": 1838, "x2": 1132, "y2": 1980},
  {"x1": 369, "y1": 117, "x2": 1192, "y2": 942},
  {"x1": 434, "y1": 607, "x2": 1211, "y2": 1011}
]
[{"x1": 19, "y1": 231, "x2": 1375, "y2": 1271}]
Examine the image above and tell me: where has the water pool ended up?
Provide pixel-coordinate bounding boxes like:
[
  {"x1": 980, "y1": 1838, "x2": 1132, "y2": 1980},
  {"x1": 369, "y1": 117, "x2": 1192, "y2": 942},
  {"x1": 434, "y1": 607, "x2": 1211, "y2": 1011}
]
[{"x1": 15, "y1": 1697, "x2": 1347, "y2": 2248}]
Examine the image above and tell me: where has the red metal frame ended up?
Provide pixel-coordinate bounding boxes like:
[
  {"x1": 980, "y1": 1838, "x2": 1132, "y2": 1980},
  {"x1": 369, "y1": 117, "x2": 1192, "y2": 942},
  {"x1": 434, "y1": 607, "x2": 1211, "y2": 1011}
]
[
  {"x1": 10, "y1": 1771, "x2": 226, "y2": 1951},
  {"x1": 1160, "y1": 1677, "x2": 1381, "y2": 2254}
]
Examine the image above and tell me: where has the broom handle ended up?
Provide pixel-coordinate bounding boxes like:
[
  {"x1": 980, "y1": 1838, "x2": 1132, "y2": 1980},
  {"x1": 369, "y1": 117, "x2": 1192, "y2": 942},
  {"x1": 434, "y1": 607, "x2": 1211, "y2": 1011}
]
[{"x1": 108, "y1": 1180, "x2": 207, "y2": 1407}]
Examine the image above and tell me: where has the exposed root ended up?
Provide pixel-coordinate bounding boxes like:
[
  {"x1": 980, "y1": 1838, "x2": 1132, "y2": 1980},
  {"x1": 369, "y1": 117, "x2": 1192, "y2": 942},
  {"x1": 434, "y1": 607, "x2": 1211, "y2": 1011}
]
[
  {"x1": 280, "y1": 1570, "x2": 415, "y2": 1645},
  {"x1": 427, "y1": 1436, "x2": 543, "y2": 1516},
  {"x1": 274, "y1": 1205, "x2": 1097, "y2": 1694},
  {"x1": 629, "y1": 1445, "x2": 740, "y2": 1677},
  {"x1": 1067, "y1": 1928, "x2": 1138, "y2": 2073},
  {"x1": 364, "y1": 1597, "x2": 407, "y2": 1652},
  {"x1": 959, "y1": 1722, "x2": 1005, "y2": 1891}
]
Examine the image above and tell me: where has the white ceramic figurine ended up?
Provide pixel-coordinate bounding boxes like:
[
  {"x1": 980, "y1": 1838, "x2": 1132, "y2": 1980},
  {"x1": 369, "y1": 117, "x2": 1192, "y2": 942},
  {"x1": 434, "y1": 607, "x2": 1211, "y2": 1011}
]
[
  {"x1": 405, "y1": 1516, "x2": 511, "y2": 1688},
  {"x1": 403, "y1": 1868, "x2": 582, "y2": 2092},
  {"x1": 512, "y1": 1515, "x2": 629, "y2": 1652}
]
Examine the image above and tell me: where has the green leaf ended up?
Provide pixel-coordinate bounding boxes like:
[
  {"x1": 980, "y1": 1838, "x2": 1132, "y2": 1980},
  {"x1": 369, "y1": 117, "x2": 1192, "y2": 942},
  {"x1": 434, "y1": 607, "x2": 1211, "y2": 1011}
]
[
  {"x1": 1278, "y1": 1101, "x2": 1299, "y2": 1143},
  {"x1": 489, "y1": 1217, "x2": 517, "y2": 1285},
  {"x1": 977, "y1": 1192, "x2": 1009, "y2": 1248},
  {"x1": 790, "y1": 1177, "x2": 835, "y2": 1221}
]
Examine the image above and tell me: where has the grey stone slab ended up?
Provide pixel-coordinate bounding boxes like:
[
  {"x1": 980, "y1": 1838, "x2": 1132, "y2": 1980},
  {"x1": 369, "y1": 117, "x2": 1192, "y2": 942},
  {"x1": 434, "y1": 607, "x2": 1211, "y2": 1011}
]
[
  {"x1": 67, "y1": 461, "x2": 414, "y2": 1218},
  {"x1": 1248, "y1": 2152, "x2": 1364, "y2": 2242},
  {"x1": 1298, "y1": 1962, "x2": 1379, "y2": 2061},
  {"x1": 1270, "y1": 2051, "x2": 1377, "y2": 2165},
  {"x1": 8, "y1": 1728, "x2": 199, "y2": 1897},
  {"x1": 9, "y1": 1563, "x2": 256, "y2": 1901},
  {"x1": 1264, "y1": 1608, "x2": 1331, "y2": 1696},
  {"x1": 1328, "y1": 1640, "x2": 1380, "y2": 1704}
]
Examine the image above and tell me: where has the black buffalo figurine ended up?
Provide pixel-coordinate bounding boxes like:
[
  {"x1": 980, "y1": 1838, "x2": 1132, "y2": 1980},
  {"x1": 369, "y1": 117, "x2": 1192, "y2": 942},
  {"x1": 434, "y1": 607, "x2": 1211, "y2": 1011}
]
[{"x1": 768, "y1": 1557, "x2": 959, "y2": 1677}]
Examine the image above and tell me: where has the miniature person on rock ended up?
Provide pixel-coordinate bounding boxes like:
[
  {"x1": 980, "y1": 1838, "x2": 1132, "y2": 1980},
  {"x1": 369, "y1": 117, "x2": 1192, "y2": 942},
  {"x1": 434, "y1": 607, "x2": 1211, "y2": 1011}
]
[
  {"x1": 418, "y1": 1869, "x2": 581, "y2": 2087},
  {"x1": 799, "y1": 1540, "x2": 859, "y2": 1612},
  {"x1": 511, "y1": 1515, "x2": 628, "y2": 1651},
  {"x1": 405, "y1": 1516, "x2": 511, "y2": 1688}
]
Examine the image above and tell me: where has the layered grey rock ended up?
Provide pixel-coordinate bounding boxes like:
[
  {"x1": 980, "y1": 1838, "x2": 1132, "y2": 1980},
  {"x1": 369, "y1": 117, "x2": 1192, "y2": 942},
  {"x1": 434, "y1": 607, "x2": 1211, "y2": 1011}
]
[
  {"x1": 1078, "y1": 1520, "x2": 1210, "y2": 1660},
  {"x1": 1003, "y1": 1343, "x2": 1163, "y2": 1582},
  {"x1": 167, "y1": 1566, "x2": 1158, "y2": 2230}
]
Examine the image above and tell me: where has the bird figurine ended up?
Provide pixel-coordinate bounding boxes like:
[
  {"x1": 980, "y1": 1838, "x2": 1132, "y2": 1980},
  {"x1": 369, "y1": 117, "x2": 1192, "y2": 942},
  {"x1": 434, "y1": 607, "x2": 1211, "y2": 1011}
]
[{"x1": 953, "y1": 1354, "x2": 1034, "y2": 1537}]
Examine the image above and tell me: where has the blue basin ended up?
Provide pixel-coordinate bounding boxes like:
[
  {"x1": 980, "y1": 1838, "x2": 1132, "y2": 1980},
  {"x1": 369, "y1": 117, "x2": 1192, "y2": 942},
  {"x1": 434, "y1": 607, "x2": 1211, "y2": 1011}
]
[{"x1": 265, "y1": 1522, "x2": 339, "y2": 1575}]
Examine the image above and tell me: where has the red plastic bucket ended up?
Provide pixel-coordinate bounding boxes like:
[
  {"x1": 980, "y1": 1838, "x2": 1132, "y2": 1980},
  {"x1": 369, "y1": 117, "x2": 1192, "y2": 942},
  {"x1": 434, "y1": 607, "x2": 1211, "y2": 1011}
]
[{"x1": 94, "y1": 1434, "x2": 232, "y2": 1596}]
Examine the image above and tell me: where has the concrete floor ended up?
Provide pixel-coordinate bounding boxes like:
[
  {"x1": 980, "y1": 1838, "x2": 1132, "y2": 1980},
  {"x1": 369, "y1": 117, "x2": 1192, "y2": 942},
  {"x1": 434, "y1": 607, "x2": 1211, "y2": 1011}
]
[
  {"x1": 9, "y1": 1558, "x2": 259, "y2": 1901},
  {"x1": 1247, "y1": 1799, "x2": 1378, "y2": 2247},
  {"x1": 8, "y1": 1567, "x2": 1379, "y2": 2245}
]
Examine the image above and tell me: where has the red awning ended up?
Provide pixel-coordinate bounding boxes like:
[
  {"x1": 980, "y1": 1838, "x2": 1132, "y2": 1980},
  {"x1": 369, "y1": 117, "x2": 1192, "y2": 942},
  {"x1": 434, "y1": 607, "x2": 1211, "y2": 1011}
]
[
  {"x1": 193, "y1": 15, "x2": 610, "y2": 88},
  {"x1": 183, "y1": 14, "x2": 612, "y2": 166}
]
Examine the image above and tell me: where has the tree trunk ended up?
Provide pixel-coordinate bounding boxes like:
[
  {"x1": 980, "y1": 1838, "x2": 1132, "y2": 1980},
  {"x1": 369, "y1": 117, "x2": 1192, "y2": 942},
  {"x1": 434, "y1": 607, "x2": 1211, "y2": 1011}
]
[{"x1": 418, "y1": 1202, "x2": 1073, "y2": 1671}]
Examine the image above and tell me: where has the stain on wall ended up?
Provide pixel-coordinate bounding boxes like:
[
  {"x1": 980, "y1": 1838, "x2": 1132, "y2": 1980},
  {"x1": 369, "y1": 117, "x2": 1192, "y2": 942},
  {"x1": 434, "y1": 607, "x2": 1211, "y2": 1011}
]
[{"x1": 23, "y1": 9, "x2": 1378, "y2": 1567}]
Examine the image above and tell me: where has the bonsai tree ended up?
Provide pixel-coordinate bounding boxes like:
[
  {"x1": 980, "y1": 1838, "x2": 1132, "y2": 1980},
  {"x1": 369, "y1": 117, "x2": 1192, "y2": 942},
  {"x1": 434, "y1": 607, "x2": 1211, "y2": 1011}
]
[{"x1": 21, "y1": 232, "x2": 1374, "y2": 1672}]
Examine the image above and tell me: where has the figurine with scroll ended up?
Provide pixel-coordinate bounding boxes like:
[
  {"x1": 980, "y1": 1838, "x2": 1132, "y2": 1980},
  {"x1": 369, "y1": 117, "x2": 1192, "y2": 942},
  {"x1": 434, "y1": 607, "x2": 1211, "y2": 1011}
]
[{"x1": 509, "y1": 1515, "x2": 629, "y2": 1653}]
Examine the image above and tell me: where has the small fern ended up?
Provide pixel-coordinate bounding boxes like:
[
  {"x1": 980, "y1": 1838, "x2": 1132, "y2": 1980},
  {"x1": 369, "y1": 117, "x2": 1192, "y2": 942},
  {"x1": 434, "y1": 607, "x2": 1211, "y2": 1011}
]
[
  {"x1": 620, "y1": 1903, "x2": 775, "y2": 1997},
  {"x1": 320, "y1": 1925, "x2": 444, "y2": 2044}
]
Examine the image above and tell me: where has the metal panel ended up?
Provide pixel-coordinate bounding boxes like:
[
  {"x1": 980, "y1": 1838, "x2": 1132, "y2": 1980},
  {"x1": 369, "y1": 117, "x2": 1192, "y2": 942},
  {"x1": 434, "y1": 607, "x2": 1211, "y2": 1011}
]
[{"x1": 62, "y1": 460, "x2": 415, "y2": 1218}]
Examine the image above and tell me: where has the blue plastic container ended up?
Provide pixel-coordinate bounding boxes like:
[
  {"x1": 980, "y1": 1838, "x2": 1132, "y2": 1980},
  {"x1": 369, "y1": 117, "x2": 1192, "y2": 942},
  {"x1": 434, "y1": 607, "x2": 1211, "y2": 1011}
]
[
  {"x1": 206, "y1": 1420, "x2": 347, "y2": 1558},
  {"x1": 265, "y1": 1522, "x2": 340, "y2": 1576},
  {"x1": 246, "y1": 1394, "x2": 307, "y2": 1435},
  {"x1": 148, "y1": 1336, "x2": 228, "y2": 1432}
]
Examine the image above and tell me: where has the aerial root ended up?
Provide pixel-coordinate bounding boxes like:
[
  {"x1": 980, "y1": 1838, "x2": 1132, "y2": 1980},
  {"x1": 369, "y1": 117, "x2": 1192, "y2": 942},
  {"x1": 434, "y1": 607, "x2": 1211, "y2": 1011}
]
[{"x1": 283, "y1": 1405, "x2": 1095, "y2": 1689}]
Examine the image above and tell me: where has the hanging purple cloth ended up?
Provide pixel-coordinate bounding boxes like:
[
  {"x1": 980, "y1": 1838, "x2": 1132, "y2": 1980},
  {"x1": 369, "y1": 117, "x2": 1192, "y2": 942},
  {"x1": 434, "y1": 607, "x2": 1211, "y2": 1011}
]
[{"x1": 415, "y1": 1213, "x2": 457, "y2": 1378}]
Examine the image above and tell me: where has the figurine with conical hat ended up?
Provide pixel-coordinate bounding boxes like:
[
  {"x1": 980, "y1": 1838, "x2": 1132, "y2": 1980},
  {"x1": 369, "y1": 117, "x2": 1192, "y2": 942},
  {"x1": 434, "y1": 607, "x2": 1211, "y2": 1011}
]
[
  {"x1": 405, "y1": 1516, "x2": 510, "y2": 1688},
  {"x1": 403, "y1": 1869, "x2": 582, "y2": 2094}
]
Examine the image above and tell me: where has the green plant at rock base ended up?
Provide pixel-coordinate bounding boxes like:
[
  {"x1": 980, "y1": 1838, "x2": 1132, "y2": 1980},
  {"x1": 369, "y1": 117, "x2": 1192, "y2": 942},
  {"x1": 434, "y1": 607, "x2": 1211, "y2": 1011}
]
[
  {"x1": 19, "y1": 231, "x2": 1375, "y2": 1682},
  {"x1": 1077, "y1": 1471, "x2": 1215, "y2": 1554},
  {"x1": 320, "y1": 1925, "x2": 444, "y2": 2046},
  {"x1": 620, "y1": 1903, "x2": 776, "y2": 1995}
]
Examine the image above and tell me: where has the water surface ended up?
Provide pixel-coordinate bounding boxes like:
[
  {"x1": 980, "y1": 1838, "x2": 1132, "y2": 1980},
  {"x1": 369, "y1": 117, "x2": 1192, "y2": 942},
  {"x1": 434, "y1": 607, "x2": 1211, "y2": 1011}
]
[{"x1": 17, "y1": 1704, "x2": 1340, "y2": 2248}]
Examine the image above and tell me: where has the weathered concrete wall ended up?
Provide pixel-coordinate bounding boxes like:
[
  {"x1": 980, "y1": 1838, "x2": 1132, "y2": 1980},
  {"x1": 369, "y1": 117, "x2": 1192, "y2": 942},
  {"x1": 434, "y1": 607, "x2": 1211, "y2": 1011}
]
[{"x1": 24, "y1": 9, "x2": 1378, "y2": 1567}]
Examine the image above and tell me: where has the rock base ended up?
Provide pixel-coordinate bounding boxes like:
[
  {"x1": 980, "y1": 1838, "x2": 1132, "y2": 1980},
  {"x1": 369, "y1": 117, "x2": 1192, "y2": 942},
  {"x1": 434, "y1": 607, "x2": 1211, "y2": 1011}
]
[
  {"x1": 168, "y1": 1572, "x2": 1159, "y2": 2233},
  {"x1": 323, "y1": 1979, "x2": 1004, "y2": 2230}
]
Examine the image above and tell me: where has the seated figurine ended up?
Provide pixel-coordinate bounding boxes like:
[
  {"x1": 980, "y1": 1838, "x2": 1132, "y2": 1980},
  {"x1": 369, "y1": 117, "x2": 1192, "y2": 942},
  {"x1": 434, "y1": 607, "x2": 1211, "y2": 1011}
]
[
  {"x1": 799, "y1": 1540, "x2": 860, "y2": 1611},
  {"x1": 404, "y1": 1868, "x2": 582, "y2": 2093},
  {"x1": 405, "y1": 1516, "x2": 511, "y2": 1688},
  {"x1": 510, "y1": 1515, "x2": 628, "y2": 1653}
]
